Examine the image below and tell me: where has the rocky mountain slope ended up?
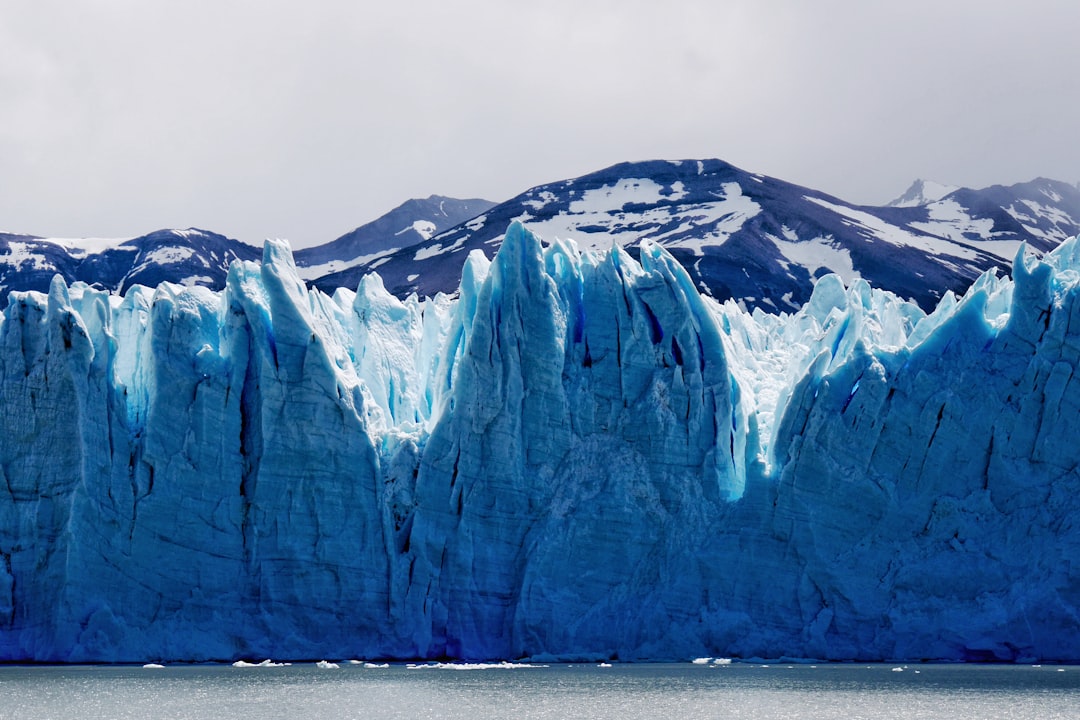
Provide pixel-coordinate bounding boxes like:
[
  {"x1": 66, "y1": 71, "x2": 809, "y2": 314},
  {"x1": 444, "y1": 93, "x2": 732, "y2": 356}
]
[{"x1": 312, "y1": 159, "x2": 1080, "y2": 313}]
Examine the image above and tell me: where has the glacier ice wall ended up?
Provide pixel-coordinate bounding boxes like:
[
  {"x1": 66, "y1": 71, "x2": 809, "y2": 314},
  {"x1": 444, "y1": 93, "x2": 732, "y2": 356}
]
[{"x1": 1, "y1": 222, "x2": 1079, "y2": 662}]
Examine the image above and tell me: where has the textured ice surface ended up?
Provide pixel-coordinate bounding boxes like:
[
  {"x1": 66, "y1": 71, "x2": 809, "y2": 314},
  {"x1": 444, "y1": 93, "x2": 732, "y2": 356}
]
[{"x1": 1, "y1": 223, "x2": 1079, "y2": 663}]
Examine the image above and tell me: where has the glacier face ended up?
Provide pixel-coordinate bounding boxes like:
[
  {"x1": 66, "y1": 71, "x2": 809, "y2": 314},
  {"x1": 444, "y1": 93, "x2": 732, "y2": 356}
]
[{"x1": 1, "y1": 221, "x2": 1079, "y2": 663}]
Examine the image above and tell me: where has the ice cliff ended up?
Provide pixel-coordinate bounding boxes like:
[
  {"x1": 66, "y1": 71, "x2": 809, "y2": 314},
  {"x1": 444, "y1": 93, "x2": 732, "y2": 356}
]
[{"x1": 1, "y1": 221, "x2": 1078, "y2": 663}]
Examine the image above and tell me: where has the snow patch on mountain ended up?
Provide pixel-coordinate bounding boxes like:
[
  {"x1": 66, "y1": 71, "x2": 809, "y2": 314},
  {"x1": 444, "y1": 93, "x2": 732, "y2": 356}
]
[
  {"x1": 908, "y1": 199, "x2": 1001, "y2": 246},
  {"x1": 508, "y1": 179, "x2": 761, "y2": 255},
  {"x1": 807, "y1": 196, "x2": 977, "y2": 264},
  {"x1": 139, "y1": 246, "x2": 197, "y2": 266},
  {"x1": 772, "y1": 231, "x2": 859, "y2": 284},
  {"x1": 1013, "y1": 200, "x2": 1076, "y2": 238},
  {"x1": 299, "y1": 250, "x2": 398, "y2": 281},
  {"x1": 2, "y1": 242, "x2": 52, "y2": 271},
  {"x1": 567, "y1": 178, "x2": 667, "y2": 213},
  {"x1": 523, "y1": 191, "x2": 558, "y2": 211},
  {"x1": 44, "y1": 236, "x2": 136, "y2": 257},
  {"x1": 399, "y1": 220, "x2": 437, "y2": 240}
]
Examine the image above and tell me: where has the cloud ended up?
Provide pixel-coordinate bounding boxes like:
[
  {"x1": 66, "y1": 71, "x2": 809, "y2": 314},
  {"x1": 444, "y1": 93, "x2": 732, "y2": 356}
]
[{"x1": 1, "y1": 0, "x2": 1078, "y2": 247}]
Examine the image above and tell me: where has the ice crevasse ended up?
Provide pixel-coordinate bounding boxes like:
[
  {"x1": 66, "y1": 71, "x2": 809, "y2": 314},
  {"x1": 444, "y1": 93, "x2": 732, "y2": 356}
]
[{"x1": 1, "y1": 220, "x2": 1078, "y2": 663}]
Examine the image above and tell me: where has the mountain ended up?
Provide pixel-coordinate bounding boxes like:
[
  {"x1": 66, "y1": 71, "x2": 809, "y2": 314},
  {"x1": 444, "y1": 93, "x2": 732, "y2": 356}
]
[
  {"x1": 0, "y1": 228, "x2": 260, "y2": 305},
  {"x1": 294, "y1": 195, "x2": 497, "y2": 280},
  {"x1": 6, "y1": 163, "x2": 1080, "y2": 318},
  {"x1": 0, "y1": 198, "x2": 497, "y2": 308},
  {"x1": 310, "y1": 160, "x2": 1080, "y2": 314},
  {"x1": 2, "y1": 224, "x2": 1079, "y2": 663}
]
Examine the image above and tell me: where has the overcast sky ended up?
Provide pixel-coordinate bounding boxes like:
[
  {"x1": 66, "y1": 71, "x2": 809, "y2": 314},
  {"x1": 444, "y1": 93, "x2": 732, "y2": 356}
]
[{"x1": 2, "y1": 0, "x2": 1078, "y2": 248}]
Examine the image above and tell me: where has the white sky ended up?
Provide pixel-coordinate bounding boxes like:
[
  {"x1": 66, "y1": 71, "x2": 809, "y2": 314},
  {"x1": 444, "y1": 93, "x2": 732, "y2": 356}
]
[{"x1": 1, "y1": 0, "x2": 1078, "y2": 248}]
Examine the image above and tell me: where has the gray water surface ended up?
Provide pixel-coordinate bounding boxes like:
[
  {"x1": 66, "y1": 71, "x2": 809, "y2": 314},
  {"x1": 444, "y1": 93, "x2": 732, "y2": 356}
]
[{"x1": 1, "y1": 662, "x2": 1077, "y2": 720}]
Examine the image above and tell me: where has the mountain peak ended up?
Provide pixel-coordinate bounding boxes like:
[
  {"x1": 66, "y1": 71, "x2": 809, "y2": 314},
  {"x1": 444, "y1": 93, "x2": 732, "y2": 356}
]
[
  {"x1": 886, "y1": 179, "x2": 960, "y2": 207},
  {"x1": 293, "y1": 195, "x2": 497, "y2": 276}
]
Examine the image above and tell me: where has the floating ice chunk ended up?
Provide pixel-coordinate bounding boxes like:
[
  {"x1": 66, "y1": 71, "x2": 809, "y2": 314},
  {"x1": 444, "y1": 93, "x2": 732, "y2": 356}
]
[{"x1": 232, "y1": 660, "x2": 287, "y2": 668}]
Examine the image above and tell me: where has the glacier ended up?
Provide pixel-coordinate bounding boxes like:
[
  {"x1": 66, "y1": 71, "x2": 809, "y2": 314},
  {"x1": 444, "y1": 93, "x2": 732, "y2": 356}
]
[{"x1": 1, "y1": 220, "x2": 1079, "y2": 663}]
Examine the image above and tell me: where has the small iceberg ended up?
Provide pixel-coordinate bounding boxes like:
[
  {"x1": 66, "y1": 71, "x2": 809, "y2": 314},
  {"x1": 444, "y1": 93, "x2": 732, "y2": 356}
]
[
  {"x1": 232, "y1": 659, "x2": 287, "y2": 668},
  {"x1": 316, "y1": 660, "x2": 340, "y2": 669},
  {"x1": 142, "y1": 663, "x2": 165, "y2": 669}
]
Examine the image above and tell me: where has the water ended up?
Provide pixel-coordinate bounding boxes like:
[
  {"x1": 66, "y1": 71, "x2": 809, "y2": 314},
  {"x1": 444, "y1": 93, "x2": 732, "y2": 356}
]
[{"x1": 1, "y1": 662, "x2": 1077, "y2": 720}]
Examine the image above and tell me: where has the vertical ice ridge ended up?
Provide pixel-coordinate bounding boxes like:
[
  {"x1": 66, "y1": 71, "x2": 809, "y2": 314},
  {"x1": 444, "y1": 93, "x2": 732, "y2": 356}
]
[
  {"x1": 399, "y1": 222, "x2": 755, "y2": 660},
  {"x1": 638, "y1": 238, "x2": 751, "y2": 499},
  {"x1": 403, "y1": 221, "x2": 571, "y2": 658},
  {"x1": 764, "y1": 242, "x2": 1080, "y2": 661},
  {"x1": 0, "y1": 240, "x2": 403, "y2": 660},
  {"x1": 0, "y1": 277, "x2": 122, "y2": 658},
  {"x1": 352, "y1": 273, "x2": 425, "y2": 430}
]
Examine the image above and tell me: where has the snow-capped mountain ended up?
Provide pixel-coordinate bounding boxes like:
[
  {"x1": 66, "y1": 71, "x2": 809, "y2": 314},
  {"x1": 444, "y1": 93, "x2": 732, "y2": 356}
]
[
  {"x1": 0, "y1": 197, "x2": 496, "y2": 307},
  {"x1": 5, "y1": 161, "x2": 1080, "y2": 318},
  {"x1": 0, "y1": 228, "x2": 260, "y2": 305},
  {"x1": 294, "y1": 194, "x2": 496, "y2": 281},
  {"x1": 311, "y1": 160, "x2": 1080, "y2": 314}
]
